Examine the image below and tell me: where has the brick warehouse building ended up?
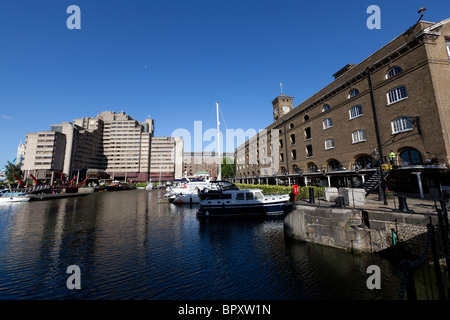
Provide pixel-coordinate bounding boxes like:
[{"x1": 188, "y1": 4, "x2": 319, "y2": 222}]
[{"x1": 234, "y1": 18, "x2": 450, "y2": 198}]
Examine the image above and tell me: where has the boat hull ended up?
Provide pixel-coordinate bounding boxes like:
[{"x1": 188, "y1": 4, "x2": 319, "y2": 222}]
[
  {"x1": 0, "y1": 196, "x2": 30, "y2": 203},
  {"x1": 173, "y1": 194, "x2": 200, "y2": 204},
  {"x1": 197, "y1": 200, "x2": 289, "y2": 217}
]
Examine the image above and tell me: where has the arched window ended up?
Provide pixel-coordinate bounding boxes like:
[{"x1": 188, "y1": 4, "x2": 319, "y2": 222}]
[
  {"x1": 353, "y1": 154, "x2": 375, "y2": 169},
  {"x1": 400, "y1": 148, "x2": 422, "y2": 165},
  {"x1": 387, "y1": 86, "x2": 407, "y2": 105},
  {"x1": 391, "y1": 117, "x2": 413, "y2": 134},
  {"x1": 322, "y1": 104, "x2": 331, "y2": 112},
  {"x1": 289, "y1": 123, "x2": 294, "y2": 129},
  {"x1": 327, "y1": 159, "x2": 343, "y2": 172},
  {"x1": 307, "y1": 162, "x2": 318, "y2": 173},
  {"x1": 349, "y1": 89, "x2": 359, "y2": 99},
  {"x1": 386, "y1": 66, "x2": 403, "y2": 79},
  {"x1": 304, "y1": 115, "x2": 310, "y2": 122},
  {"x1": 292, "y1": 165, "x2": 301, "y2": 174}
]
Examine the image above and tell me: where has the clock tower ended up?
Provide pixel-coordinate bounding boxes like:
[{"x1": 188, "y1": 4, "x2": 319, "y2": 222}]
[{"x1": 272, "y1": 93, "x2": 294, "y2": 122}]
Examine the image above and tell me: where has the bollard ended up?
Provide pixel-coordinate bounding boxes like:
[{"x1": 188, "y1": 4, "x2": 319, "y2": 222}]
[
  {"x1": 309, "y1": 187, "x2": 315, "y2": 204},
  {"x1": 335, "y1": 196, "x2": 345, "y2": 208},
  {"x1": 398, "y1": 196, "x2": 409, "y2": 212}
]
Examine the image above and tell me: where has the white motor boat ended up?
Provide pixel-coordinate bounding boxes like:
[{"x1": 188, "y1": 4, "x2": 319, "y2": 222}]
[
  {"x1": 196, "y1": 181, "x2": 291, "y2": 217},
  {"x1": 0, "y1": 191, "x2": 31, "y2": 203}
]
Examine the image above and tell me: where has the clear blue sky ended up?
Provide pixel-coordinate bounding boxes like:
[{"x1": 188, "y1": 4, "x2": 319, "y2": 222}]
[{"x1": 1, "y1": 0, "x2": 449, "y2": 168}]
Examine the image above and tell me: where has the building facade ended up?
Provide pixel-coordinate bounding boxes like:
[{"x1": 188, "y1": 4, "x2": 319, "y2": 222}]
[
  {"x1": 22, "y1": 111, "x2": 156, "y2": 183},
  {"x1": 183, "y1": 152, "x2": 235, "y2": 178},
  {"x1": 149, "y1": 136, "x2": 184, "y2": 182},
  {"x1": 235, "y1": 18, "x2": 450, "y2": 197}
]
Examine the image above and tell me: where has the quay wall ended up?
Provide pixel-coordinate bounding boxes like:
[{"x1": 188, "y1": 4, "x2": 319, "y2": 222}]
[{"x1": 284, "y1": 204, "x2": 439, "y2": 254}]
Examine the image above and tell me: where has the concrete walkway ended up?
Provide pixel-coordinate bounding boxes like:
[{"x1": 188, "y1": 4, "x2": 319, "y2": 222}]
[{"x1": 297, "y1": 192, "x2": 447, "y2": 216}]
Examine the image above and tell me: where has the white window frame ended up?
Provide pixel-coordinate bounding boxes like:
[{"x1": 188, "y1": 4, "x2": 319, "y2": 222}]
[
  {"x1": 323, "y1": 118, "x2": 333, "y2": 130},
  {"x1": 391, "y1": 117, "x2": 413, "y2": 134},
  {"x1": 352, "y1": 129, "x2": 366, "y2": 144},
  {"x1": 349, "y1": 105, "x2": 363, "y2": 120},
  {"x1": 348, "y1": 89, "x2": 359, "y2": 99},
  {"x1": 324, "y1": 138, "x2": 335, "y2": 150},
  {"x1": 386, "y1": 66, "x2": 403, "y2": 79},
  {"x1": 387, "y1": 86, "x2": 408, "y2": 105}
]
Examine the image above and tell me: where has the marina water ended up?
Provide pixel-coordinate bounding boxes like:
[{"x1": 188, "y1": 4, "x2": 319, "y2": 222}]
[{"x1": 0, "y1": 189, "x2": 403, "y2": 300}]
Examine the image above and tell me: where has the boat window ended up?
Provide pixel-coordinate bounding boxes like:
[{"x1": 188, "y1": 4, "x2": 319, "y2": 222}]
[
  {"x1": 246, "y1": 193, "x2": 254, "y2": 200},
  {"x1": 255, "y1": 192, "x2": 264, "y2": 200},
  {"x1": 236, "y1": 193, "x2": 245, "y2": 200}
]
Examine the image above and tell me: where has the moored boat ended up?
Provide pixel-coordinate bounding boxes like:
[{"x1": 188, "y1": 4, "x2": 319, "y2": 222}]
[
  {"x1": 196, "y1": 181, "x2": 291, "y2": 217},
  {"x1": 0, "y1": 190, "x2": 30, "y2": 203}
]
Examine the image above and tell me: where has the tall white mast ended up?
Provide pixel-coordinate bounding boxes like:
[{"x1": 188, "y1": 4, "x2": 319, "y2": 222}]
[{"x1": 216, "y1": 101, "x2": 222, "y2": 181}]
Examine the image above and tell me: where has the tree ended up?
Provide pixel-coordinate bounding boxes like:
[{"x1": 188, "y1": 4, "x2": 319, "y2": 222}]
[
  {"x1": 5, "y1": 161, "x2": 22, "y2": 183},
  {"x1": 220, "y1": 157, "x2": 236, "y2": 178}
]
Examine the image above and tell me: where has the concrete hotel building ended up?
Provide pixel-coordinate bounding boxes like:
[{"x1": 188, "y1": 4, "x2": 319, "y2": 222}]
[
  {"x1": 22, "y1": 111, "x2": 155, "y2": 183},
  {"x1": 235, "y1": 18, "x2": 450, "y2": 197}
]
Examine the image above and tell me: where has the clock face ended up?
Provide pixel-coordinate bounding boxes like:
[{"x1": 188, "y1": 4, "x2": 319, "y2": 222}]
[{"x1": 282, "y1": 106, "x2": 290, "y2": 113}]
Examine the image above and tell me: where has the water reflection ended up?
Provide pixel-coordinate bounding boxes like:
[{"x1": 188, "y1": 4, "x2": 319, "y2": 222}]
[{"x1": 0, "y1": 190, "x2": 402, "y2": 300}]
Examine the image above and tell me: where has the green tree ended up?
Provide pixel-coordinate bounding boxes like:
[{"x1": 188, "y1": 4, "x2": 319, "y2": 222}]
[
  {"x1": 5, "y1": 161, "x2": 22, "y2": 183},
  {"x1": 220, "y1": 157, "x2": 236, "y2": 178}
]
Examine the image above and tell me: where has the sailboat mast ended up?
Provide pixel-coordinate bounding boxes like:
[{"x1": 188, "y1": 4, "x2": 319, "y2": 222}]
[{"x1": 216, "y1": 101, "x2": 222, "y2": 181}]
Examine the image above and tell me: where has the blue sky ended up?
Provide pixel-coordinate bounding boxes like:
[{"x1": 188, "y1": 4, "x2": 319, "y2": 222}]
[{"x1": 1, "y1": 0, "x2": 449, "y2": 168}]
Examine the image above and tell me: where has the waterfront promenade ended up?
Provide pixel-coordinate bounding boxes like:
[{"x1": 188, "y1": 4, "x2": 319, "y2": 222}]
[{"x1": 300, "y1": 192, "x2": 442, "y2": 215}]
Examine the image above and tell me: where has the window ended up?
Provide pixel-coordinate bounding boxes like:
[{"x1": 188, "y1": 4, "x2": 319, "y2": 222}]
[
  {"x1": 446, "y1": 41, "x2": 450, "y2": 61},
  {"x1": 306, "y1": 145, "x2": 313, "y2": 157},
  {"x1": 236, "y1": 193, "x2": 245, "y2": 200},
  {"x1": 349, "y1": 89, "x2": 359, "y2": 98},
  {"x1": 352, "y1": 129, "x2": 366, "y2": 143},
  {"x1": 290, "y1": 134, "x2": 296, "y2": 145},
  {"x1": 327, "y1": 159, "x2": 343, "y2": 172},
  {"x1": 280, "y1": 153, "x2": 284, "y2": 162},
  {"x1": 304, "y1": 115, "x2": 310, "y2": 122},
  {"x1": 386, "y1": 66, "x2": 403, "y2": 79},
  {"x1": 307, "y1": 162, "x2": 318, "y2": 173},
  {"x1": 291, "y1": 150, "x2": 297, "y2": 160},
  {"x1": 304, "y1": 127, "x2": 311, "y2": 140},
  {"x1": 279, "y1": 139, "x2": 283, "y2": 148},
  {"x1": 289, "y1": 123, "x2": 294, "y2": 129},
  {"x1": 387, "y1": 86, "x2": 407, "y2": 104},
  {"x1": 400, "y1": 148, "x2": 422, "y2": 165},
  {"x1": 323, "y1": 118, "x2": 333, "y2": 130},
  {"x1": 246, "y1": 193, "x2": 254, "y2": 200},
  {"x1": 349, "y1": 105, "x2": 363, "y2": 119},
  {"x1": 322, "y1": 104, "x2": 330, "y2": 112},
  {"x1": 325, "y1": 138, "x2": 335, "y2": 150},
  {"x1": 391, "y1": 117, "x2": 413, "y2": 134}
]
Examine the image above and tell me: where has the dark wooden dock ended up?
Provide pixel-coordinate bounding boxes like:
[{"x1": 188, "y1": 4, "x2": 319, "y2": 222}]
[{"x1": 28, "y1": 193, "x2": 89, "y2": 201}]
